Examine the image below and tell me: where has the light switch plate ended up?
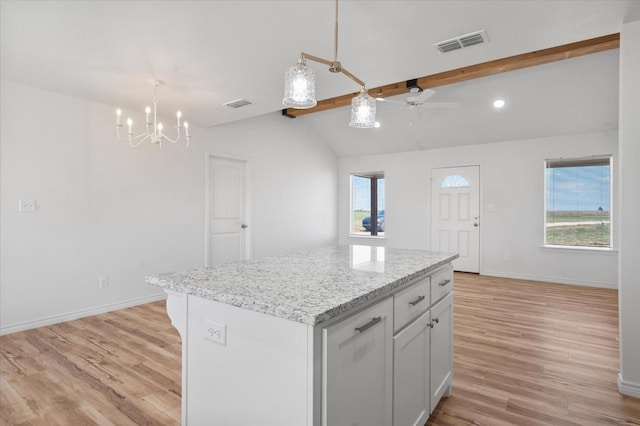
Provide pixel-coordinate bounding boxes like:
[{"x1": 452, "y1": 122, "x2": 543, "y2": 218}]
[
  {"x1": 19, "y1": 199, "x2": 37, "y2": 212},
  {"x1": 205, "y1": 319, "x2": 226, "y2": 346}
]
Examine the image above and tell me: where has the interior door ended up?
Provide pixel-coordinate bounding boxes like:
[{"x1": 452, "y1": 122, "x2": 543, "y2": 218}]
[
  {"x1": 207, "y1": 155, "x2": 249, "y2": 266},
  {"x1": 430, "y1": 166, "x2": 480, "y2": 273}
]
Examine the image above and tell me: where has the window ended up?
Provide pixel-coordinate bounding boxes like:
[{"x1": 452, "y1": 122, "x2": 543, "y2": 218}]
[
  {"x1": 440, "y1": 175, "x2": 470, "y2": 188},
  {"x1": 545, "y1": 156, "x2": 612, "y2": 248},
  {"x1": 351, "y1": 173, "x2": 385, "y2": 236}
]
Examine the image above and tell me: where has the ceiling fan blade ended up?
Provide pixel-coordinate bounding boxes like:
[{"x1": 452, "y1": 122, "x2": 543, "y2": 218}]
[
  {"x1": 419, "y1": 102, "x2": 461, "y2": 109},
  {"x1": 414, "y1": 89, "x2": 436, "y2": 104},
  {"x1": 376, "y1": 97, "x2": 406, "y2": 105},
  {"x1": 377, "y1": 105, "x2": 409, "y2": 116}
]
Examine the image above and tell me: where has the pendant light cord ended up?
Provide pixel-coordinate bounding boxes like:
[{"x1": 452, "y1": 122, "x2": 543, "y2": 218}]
[{"x1": 333, "y1": 0, "x2": 339, "y2": 63}]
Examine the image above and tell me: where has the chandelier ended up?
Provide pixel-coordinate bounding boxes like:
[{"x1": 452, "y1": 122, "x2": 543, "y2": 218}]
[
  {"x1": 116, "y1": 79, "x2": 190, "y2": 148},
  {"x1": 282, "y1": 0, "x2": 376, "y2": 128}
]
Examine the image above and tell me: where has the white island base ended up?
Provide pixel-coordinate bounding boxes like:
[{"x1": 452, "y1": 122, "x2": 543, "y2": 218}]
[{"x1": 153, "y1": 246, "x2": 456, "y2": 425}]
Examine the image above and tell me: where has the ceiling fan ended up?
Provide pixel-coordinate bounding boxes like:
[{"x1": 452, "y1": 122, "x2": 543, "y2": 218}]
[{"x1": 377, "y1": 87, "x2": 460, "y2": 110}]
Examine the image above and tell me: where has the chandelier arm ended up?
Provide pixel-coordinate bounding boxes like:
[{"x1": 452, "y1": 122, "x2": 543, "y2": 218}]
[
  {"x1": 159, "y1": 129, "x2": 178, "y2": 144},
  {"x1": 171, "y1": 138, "x2": 190, "y2": 148},
  {"x1": 339, "y1": 66, "x2": 366, "y2": 89},
  {"x1": 128, "y1": 136, "x2": 149, "y2": 148},
  {"x1": 158, "y1": 129, "x2": 190, "y2": 148},
  {"x1": 300, "y1": 52, "x2": 333, "y2": 68},
  {"x1": 299, "y1": 52, "x2": 366, "y2": 89},
  {"x1": 116, "y1": 126, "x2": 150, "y2": 143}
]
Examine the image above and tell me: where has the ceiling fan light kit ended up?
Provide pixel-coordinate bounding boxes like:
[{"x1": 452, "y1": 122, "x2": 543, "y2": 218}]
[
  {"x1": 115, "y1": 79, "x2": 190, "y2": 148},
  {"x1": 282, "y1": 0, "x2": 376, "y2": 128}
]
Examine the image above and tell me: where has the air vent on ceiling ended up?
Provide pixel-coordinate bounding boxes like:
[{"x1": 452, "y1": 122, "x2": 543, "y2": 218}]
[
  {"x1": 434, "y1": 29, "x2": 489, "y2": 54},
  {"x1": 223, "y1": 98, "x2": 253, "y2": 108}
]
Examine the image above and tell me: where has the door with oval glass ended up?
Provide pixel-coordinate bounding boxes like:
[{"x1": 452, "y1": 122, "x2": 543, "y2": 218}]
[
  {"x1": 430, "y1": 166, "x2": 480, "y2": 273},
  {"x1": 206, "y1": 155, "x2": 250, "y2": 266}
]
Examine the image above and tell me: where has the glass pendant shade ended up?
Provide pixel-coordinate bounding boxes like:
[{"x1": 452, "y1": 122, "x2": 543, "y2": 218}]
[
  {"x1": 283, "y1": 59, "x2": 317, "y2": 109},
  {"x1": 349, "y1": 89, "x2": 376, "y2": 128}
]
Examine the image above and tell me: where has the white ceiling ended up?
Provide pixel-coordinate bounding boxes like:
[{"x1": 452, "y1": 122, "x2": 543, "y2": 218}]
[
  {"x1": 2, "y1": 0, "x2": 639, "y2": 156},
  {"x1": 306, "y1": 49, "x2": 621, "y2": 156}
]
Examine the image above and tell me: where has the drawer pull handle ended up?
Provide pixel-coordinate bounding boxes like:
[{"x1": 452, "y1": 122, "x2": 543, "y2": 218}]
[
  {"x1": 439, "y1": 279, "x2": 451, "y2": 287},
  {"x1": 409, "y1": 295, "x2": 426, "y2": 306},
  {"x1": 355, "y1": 316, "x2": 382, "y2": 334}
]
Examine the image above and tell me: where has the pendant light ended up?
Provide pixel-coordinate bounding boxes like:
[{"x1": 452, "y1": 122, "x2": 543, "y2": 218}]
[{"x1": 282, "y1": 0, "x2": 376, "y2": 128}]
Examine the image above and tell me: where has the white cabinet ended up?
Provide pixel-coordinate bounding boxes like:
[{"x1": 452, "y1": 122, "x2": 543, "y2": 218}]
[
  {"x1": 322, "y1": 297, "x2": 393, "y2": 426},
  {"x1": 429, "y1": 291, "x2": 454, "y2": 412},
  {"x1": 393, "y1": 266, "x2": 454, "y2": 425},
  {"x1": 393, "y1": 310, "x2": 431, "y2": 426}
]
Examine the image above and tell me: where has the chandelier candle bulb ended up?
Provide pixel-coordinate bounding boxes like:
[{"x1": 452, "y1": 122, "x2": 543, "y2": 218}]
[
  {"x1": 145, "y1": 106, "x2": 151, "y2": 124},
  {"x1": 127, "y1": 117, "x2": 133, "y2": 135},
  {"x1": 184, "y1": 122, "x2": 189, "y2": 137},
  {"x1": 177, "y1": 111, "x2": 182, "y2": 127},
  {"x1": 116, "y1": 109, "x2": 122, "y2": 126}
]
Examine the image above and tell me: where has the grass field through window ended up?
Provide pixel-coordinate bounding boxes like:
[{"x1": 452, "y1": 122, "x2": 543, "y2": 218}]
[
  {"x1": 546, "y1": 210, "x2": 610, "y2": 247},
  {"x1": 352, "y1": 210, "x2": 370, "y2": 233}
]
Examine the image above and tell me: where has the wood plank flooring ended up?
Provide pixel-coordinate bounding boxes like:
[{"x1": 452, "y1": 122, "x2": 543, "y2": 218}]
[
  {"x1": 428, "y1": 273, "x2": 640, "y2": 426},
  {"x1": 0, "y1": 303, "x2": 182, "y2": 425},
  {"x1": 1, "y1": 273, "x2": 639, "y2": 425}
]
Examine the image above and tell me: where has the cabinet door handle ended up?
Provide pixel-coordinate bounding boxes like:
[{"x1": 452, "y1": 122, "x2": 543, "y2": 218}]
[
  {"x1": 433, "y1": 317, "x2": 439, "y2": 324},
  {"x1": 355, "y1": 316, "x2": 382, "y2": 334},
  {"x1": 428, "y1": 322, "x2": 435, "y2": 328},
  {"x1": 439, "y1": 279, "x2": 451, "y2": 287},
  {"x1": 409, "y1": 295, "x2": 426, "y2": 306}
]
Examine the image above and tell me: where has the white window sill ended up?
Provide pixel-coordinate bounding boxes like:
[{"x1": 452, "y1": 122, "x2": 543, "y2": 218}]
[
  {"x1": 540, "y1": 245, "x2": 617, "y2": 254},
  {"x1": 349, "y1": 234, "x2": 387, "y2": 239}
]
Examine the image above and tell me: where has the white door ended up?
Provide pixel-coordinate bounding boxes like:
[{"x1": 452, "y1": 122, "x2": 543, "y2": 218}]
[
  {"x1": 206, "y1": 155, "x2": 249, "y2": 266},
  {"x1": 431, "y1": 166, "x2": 480, "y2": 273}
]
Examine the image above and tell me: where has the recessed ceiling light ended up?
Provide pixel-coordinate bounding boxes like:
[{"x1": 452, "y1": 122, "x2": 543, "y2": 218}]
[{"x1": 493, "y1": 99, "x2": 505, "y2": 108}]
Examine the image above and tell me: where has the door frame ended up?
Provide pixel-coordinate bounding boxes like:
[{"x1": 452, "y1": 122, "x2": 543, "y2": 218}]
[
  {"x1": 430, "y1": 164, "x2": 483, "y2": 274},
  {"x1": 204, "y1": 151, "x2": 253, "y2": 267}
]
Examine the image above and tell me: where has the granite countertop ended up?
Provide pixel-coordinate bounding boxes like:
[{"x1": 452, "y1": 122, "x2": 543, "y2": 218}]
[{"x1": 146, "y1": 245, "x2": 458, "y2": 326}]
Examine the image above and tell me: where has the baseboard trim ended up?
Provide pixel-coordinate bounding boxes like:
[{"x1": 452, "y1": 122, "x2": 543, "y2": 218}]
[
  {"x1": 481, "y1": 270, "x2": 617, "y2": 289},
  {"x1": 0, "y1": 293, "x2": 167, "y2": 336},
  {"x1": 618, "y1": 373, "x2": 640, "y2": 398}
]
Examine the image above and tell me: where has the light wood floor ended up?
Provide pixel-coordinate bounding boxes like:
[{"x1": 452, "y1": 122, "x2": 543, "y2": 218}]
[{"x1": 1, "y1": 274, "x2": 639, "y2": 425}]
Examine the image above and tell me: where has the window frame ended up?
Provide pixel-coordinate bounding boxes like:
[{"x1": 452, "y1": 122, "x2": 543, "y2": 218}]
[
  {"x1": 350, "y1": 172, "x2": 385, "y2": 238},
  {"x1": 543, "y1": 155, "x2": 613, "y2": 250}
]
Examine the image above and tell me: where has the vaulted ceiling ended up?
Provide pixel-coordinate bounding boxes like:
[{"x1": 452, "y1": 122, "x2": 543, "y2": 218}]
[{"x1": 2, "y1": 1, "x2": 639, "y2": 156}]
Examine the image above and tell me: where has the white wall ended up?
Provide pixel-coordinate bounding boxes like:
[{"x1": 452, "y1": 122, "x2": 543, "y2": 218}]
[
  {"x1": 339, "y1": 131, "x2": 618, "y2": 288},
  {"x1": 0, "y1": 81, "x2": 338, "y2": 334},
  {"x1": 618, "y1": 19, "x2": 640, "y2": 397}
]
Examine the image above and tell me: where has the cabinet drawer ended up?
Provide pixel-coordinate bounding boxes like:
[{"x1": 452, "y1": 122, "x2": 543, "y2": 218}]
[
  {"x1": 430, "y1": 265, "x2": 453, "y2": 303},
  {"x1": 394, "y1": 276, "x2": 430, "y2": 333}
]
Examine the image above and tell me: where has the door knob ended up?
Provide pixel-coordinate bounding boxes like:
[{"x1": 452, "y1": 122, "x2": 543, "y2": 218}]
[
  {"x1": 241, "y1": 224, "x2": 248, "y2": 229},
  {"x1": 473, "y1": 223, "x2": 479, "y2": 227}
]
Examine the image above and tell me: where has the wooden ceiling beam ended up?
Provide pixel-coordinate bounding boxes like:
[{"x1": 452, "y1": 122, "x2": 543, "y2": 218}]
[{"x1": 282, "y1": 33, "x2": 619, "y2": 118}]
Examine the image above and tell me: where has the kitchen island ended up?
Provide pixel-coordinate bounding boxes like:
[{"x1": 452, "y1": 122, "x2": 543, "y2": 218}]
[{"x1": 147, "y1": 245, "x2": 458, "y2": 426}]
